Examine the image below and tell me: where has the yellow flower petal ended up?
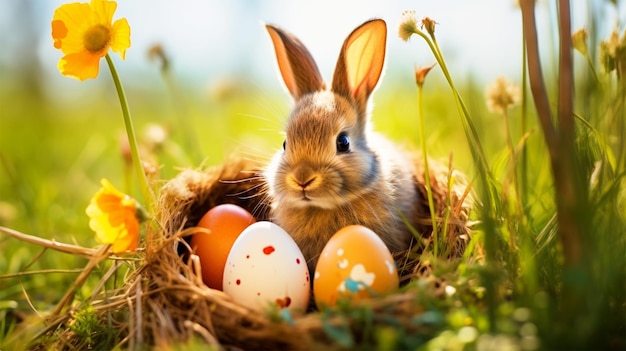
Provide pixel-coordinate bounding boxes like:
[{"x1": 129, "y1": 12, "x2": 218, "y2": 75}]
[
  {"x1": 52, "y1": 2, "x2": 93, "y2": 55},
  {"x1": 99, "y1": 178, "x2": 128, "y2": 198},
  {"x1": 90, "y1": 0, "x2": 117, "y2": 27},
  {"x1": 110, "y1": 18, "x2": 131, "y2": 59},
  {"x1": 112, "y1": 219, "x2": 139, "y2": 253},
  {"x1": 86, "y1": 178, "x2": 140, "y2": 253},
  {"x1": 58, "y1": 52, "x2": 102, "y2": 81},
  {"x1": 51, "y1": 20, "x2": 67, "y2": 49}
]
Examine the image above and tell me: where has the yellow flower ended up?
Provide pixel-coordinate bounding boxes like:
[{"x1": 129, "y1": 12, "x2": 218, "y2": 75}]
[
  {"x1": 51, "y1": 0, "x2": 130, "y2": 81},
  {"x1": 572, "y1": 28, "x2": 588, "y2": 57},
  {"x1": 86, "y1": 179, "x2": 140, "y2": 253}
]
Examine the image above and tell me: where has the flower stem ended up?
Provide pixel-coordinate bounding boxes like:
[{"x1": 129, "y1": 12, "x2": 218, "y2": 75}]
[
  {"x1": 520, "y1": 31, "x2": 529, "y2": 209},
  {"x1": 412, "y1": 26, "x2": 499, "y2": 333},
  {"x1": 413, "y1": 30, "x2": 490, "y2": 173},
  {"x1": 105, "y1": 54, "x2": 154, "y2": 209},
  {"x1": 416, "y1": 83, "x2": 439, "y2": 255},
  {"x1": 503, "y1": 109, "x2": 519, "y2": 195}
]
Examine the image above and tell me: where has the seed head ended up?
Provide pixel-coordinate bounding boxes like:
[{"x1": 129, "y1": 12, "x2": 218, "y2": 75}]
[
  {"x1": 398, "y1": 10, "x2": 418, "y2": 41},
  {"x1": 485, "y1": 76, "x2": 521, "y2": 114},
  {"x1": 147, "y1": 44, "x2": 170, "y2": 72}
]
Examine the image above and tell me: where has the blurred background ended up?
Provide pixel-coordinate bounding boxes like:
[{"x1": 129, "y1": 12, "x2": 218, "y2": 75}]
[
  {"x1": 3, "y1": 1, "x2": 619, "y2": 94},
  {"x1": 0, "y1": 0, "x2": 623, "y2": 301}
]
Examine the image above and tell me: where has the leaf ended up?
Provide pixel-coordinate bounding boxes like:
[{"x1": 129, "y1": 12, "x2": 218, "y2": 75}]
[{"x1": 321, "y1": 311, "x2": 354, "y2": 348}]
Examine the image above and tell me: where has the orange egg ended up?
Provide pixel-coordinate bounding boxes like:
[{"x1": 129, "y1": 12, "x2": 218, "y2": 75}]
[
  {"x1": 190, "y1": 204, "x2": 255, "y2": 290},
  {"x1": 313, "y1": 225, "x2": 399, "y2": 308}
]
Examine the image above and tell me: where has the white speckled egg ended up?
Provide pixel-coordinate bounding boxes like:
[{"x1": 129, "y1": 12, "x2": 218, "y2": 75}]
[{"x1": 223, "y1": 221, "x2": 310, "y2": 312}]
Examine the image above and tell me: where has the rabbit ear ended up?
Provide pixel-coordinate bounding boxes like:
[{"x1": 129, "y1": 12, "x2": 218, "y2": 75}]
[
  {"x1": 266, "y1": 24, "x2": 325, "y2": 99},
  {"x1": 332, "y1": 19, "x2": 386, "y2": 111}
]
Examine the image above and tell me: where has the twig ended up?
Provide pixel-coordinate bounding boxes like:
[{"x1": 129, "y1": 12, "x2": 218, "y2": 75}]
[
  {"x1": 31, "y1": 314, "x2": 72, "y2": 345},
  {"x1": 88, "y1": 260, "x2": 123, "y2": 305},
  {"x1": 0, "y1": 226, "x2": 98, "y2": 258},
  {"x1": 50, "y1": 244, "x2": 111, "y2": 316},
  {"x1": 558, "y1": 0, "x2": 574, "y2": 138},
  {"x1": 135, "y1": 273, "x2": 143, "y2": 349},
  {"x1": 520, "y1": 0, "x2": 558, "y2": 153},
  {"x1": 127, "y1": 289, "x2": 135, "y2": 351},
  {"x1": 19, "y1": 279, "x2": 42, "y2": 318},
  {"x1": 555, "y1": 0, "x2": 583, "y2": 266},
  {"x1": 183, "y1": 321, "x2": 223, "y2": 349},
  {"x1": 0, "y1": 269, "x2": 84, "y2": 279},
  {"x1": 520, "y1": 0, "x2": 583, "y2": 267}
]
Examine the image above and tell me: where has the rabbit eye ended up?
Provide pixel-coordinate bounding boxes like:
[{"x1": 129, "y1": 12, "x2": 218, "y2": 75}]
[
  {"x1": 282, "y1": 140, "x2": 286, "y2": 151},
  {"x1": 336, "y1": 133, "x2": 350, "y2": 153}
]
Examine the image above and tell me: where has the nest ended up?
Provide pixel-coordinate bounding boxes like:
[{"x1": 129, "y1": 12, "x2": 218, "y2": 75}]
[{"x1": 36, "y1": 155, "x2": 472, "y2": 350}]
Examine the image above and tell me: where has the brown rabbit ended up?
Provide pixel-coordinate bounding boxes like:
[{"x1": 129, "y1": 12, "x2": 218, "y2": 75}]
[
  {"x1": 264, "y1": 19, "x2": 426, "y2": 272},
  {"x1": 162, "y1": 19, "x2": 469, "y2": 284}
]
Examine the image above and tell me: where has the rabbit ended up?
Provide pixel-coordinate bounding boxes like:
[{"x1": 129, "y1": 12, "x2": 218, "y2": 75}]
[{"x1": 263, "y1": 19, "x2": 426, "y2": 273}]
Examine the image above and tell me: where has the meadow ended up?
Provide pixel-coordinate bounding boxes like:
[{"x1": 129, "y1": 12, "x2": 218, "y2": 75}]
[{"x1": 0, "y1": 1, "x2": 624, "y2": 350}]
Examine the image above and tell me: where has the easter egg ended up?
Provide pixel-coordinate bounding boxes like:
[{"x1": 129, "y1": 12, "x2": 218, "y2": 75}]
[
  {"x1": 223, "y1": 221, "x2": 310, "y2": 312},
  {"x1": 190, "y1": 204, "x2": 255, "y2": 290},
  {"x1": 313, "y1": 225, "x2": 399, "y2": 308}
]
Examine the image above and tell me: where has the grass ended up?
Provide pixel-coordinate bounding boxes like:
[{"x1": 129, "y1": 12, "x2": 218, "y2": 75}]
[{"x1": 1, "y1": 2, "x2": 625, "y2": 350}]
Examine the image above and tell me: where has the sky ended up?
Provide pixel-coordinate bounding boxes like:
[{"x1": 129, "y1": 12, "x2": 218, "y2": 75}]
[{"x1": 0, "y1": 0, "x2": 624, "y2": 97}]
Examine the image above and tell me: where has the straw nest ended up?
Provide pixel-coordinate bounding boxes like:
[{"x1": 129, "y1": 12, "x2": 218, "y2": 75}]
[{"x1": 40, "y1": 155, "x2": 472, "y2": 350}]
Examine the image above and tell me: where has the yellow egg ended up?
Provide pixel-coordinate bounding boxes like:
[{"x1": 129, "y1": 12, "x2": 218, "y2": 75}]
[{"x1": 313, "y1": 225, "x2": 399, "y2": 308}]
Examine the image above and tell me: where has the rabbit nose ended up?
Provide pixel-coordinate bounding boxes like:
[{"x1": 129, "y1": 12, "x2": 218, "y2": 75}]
[{"x1": 286, "y1": 173, "x2": 321, "y2": 191}]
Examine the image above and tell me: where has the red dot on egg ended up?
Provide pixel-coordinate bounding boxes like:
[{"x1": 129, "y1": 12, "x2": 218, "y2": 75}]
[
  {"x1": 296, "y1": 258, "x2": 301, "y2": 264},
  {"x1": 263, "y1": 246, "x2": 275, "y2": 255},
  {"x1": 246, "y1": 254, "x2": 250, "y2": 259},
  {"x1": 236, "y1": 279, "x2": 241, "y2": 285},
  {"x1": 275, "y1": 296, "x2": 292, "y2": 308}
]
